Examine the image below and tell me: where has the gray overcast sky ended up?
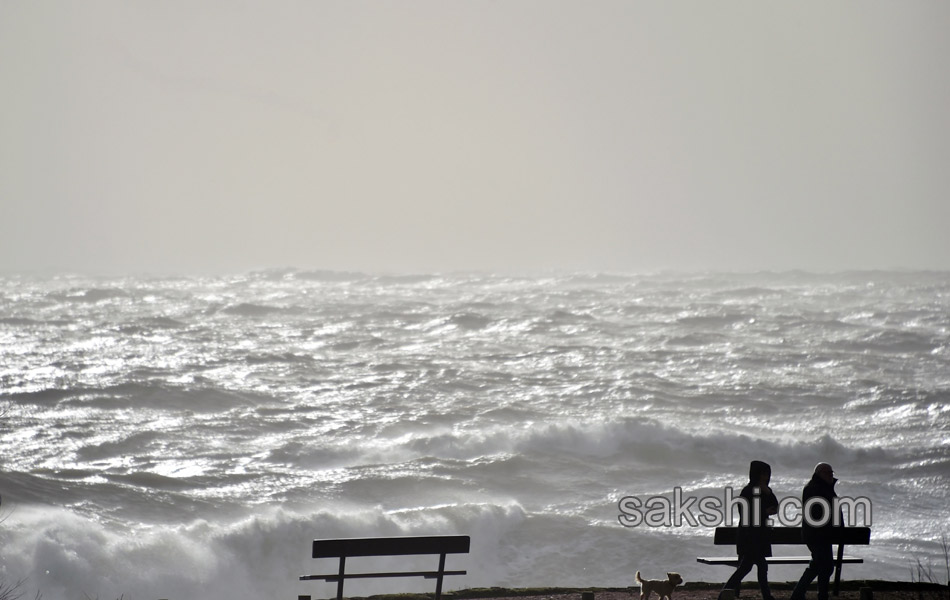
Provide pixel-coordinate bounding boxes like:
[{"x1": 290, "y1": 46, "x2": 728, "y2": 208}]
[{"x1": 1, "y1": 2, "x2": 948, "y2": 275}]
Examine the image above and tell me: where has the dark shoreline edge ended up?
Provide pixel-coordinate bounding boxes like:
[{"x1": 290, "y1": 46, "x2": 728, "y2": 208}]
[{"x1": 332, "y1": 581, "x2": 949, "y2": 600}]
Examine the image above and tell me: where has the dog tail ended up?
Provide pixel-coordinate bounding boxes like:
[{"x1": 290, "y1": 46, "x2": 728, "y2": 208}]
[{"x1": 636, "y1": 571, "x2": 643, "y2": 583}]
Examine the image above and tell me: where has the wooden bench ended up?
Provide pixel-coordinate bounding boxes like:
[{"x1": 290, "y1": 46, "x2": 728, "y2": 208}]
[
  {"x1": 697, "y1": 527, "x2": 871, "y2": 596},
  {"x1": 300, "y1": 535, "x2": 470, "y2": 600}
]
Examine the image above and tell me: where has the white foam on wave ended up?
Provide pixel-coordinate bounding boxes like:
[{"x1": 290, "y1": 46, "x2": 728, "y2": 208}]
[
  {"x1": 0, "y1": 502, "x2": 542, "y2": 600},
  {"x1": 397, "y1": 417, "x2": 894, "y2": 474},
  {"x1": 1, "y1": 496, "x2": 929, "y2": 600}
]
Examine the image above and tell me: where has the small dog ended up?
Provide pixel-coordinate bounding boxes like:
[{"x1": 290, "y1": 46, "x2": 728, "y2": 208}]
[{"x1": 636, "y1": 571, "x2": 684, "y2": 600}]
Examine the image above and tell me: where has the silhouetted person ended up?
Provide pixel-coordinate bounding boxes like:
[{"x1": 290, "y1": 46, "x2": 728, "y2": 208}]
[
  {"x1": 719, "y1": 460, "x2": 778, "y2": 600},
  {"x1": 790, "y1": 463, "x2": 840, "y2": 600}
]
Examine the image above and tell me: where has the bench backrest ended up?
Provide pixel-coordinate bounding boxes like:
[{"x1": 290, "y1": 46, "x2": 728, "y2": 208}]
[
  {"x1": 713, "y1": 527, "x2": 870, "y2": 546},
  {"x1": 312, "y1": 535, "x2": 471, "y2": 559}
]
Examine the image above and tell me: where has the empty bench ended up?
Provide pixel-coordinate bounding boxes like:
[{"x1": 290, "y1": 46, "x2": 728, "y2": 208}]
[
  {"x1": 300, "y1": 535, "x2": 470, "y2": 600},
  {"x1": 697, "y1": 526, "x2": 871, "y2": 596}
]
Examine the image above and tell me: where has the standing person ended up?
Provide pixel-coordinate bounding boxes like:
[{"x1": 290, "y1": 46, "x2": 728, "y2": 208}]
[
  {"x1": 790, "y1": 463, "x2": 839, "y2": 600},
  {"x1": 719, "y1": 460, "x2": 779, "y2": 600}
]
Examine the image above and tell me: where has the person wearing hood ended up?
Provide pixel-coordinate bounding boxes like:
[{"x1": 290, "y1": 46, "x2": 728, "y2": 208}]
[
  {"x1": 790, "y1": 463, "x2": 840, "y2": 600},
  {"x1": 719, "y1": 460, "x2": 779, "y2": 600}
]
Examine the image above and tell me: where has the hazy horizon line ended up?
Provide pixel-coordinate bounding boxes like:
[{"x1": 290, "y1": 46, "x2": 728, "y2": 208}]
[{"x1": 2, "y1": 265, "x2": 948, "y2": 280}]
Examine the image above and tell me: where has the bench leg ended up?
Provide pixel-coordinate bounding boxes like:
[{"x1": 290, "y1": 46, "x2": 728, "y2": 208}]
[
  {"x1": 336, "y1": 556, "x2": 346, "y2": 600},
  {"x1": 435, "y1": 553, "x2": 447, "y2": 600},
  {"x1": 833, "y1": 544, "x2": 844, "y2": 597}
]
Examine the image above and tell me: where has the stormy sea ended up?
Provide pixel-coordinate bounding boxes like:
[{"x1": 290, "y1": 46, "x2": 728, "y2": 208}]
[{"x1": 0, "y1": 270, "x2": 947, "y2": 600}]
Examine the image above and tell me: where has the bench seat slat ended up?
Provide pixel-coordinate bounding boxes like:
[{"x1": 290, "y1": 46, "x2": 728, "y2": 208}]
[
  {"x1": 301, "y1": 570, "x2": 467, "y2": 581},
  {"x1": 697, "y1": 556, "x2": 863, "y2": 565}
]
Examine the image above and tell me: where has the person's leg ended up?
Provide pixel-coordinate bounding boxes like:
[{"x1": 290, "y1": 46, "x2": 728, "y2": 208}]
[
  {"x1": 721, "y1": 556, "x2": 756, "y2": 599},
  {"x1": 790, "y1": 554, "x2": 818, "y2": 600},
  {"x1": 755, "y1": 558, "x2": 774, "y2": 600},
  {"x1": 813, "y1": 544, "x2": 835, "y2": 600}
]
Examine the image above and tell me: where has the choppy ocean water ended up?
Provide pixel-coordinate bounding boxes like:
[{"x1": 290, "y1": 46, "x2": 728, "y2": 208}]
[{"x1": 0, "y1": 270, "x2": 948, "y2": 600}]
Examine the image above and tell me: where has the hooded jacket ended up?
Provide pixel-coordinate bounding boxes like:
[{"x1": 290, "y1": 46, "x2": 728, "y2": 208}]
[
  {"x1": 736, "y1": 460, "x2": 779, "y2": 558},
  {"x1": 801, "y1": 472, "x2": 840, "y2": 545}
]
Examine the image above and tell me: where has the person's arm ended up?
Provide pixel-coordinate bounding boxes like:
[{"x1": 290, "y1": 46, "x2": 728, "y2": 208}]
[{"x1": 764, "y1": 489, "x2": 779, "y2": 516}]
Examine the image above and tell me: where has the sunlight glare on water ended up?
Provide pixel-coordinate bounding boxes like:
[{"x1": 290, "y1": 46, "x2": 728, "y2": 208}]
[{"x1": 0, "y1": 270, "x2": 948, "y2": 599}]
